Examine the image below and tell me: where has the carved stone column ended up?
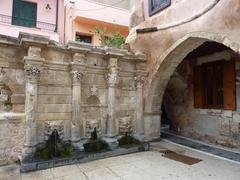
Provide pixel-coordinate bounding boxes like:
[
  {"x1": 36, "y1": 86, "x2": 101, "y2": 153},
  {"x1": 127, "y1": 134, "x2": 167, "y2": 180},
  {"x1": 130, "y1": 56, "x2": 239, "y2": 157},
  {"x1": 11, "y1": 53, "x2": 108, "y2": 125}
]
[
  {"x1": 24, "y1": 66, "x2": 41, "y2": 147},
  {"x1": 135, "y1": 75, "x2": 145, "y2": 139},
  {"x1": 71, "y1": 53, "x2": 86, "y2": 144},
  {"x1": 71, "y1": 71, "x2": 83, "y2": 142},
  {"x1": 21, "y1": 46, "x2": 44, "y2": 161},
  {"x1": 105, "y1": 58, "x2": 119, "y2": 137}
]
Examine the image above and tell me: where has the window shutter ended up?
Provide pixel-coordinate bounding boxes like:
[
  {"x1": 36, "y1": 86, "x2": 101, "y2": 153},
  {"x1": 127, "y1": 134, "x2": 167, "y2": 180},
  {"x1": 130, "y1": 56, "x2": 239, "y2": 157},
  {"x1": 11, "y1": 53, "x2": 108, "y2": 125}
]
[
  {"x1": 223, "y1": 60, "x2": 236, "y2": 110},
  {"x1": 194, "y1": 66, "x2": 204, "y2": 108},
  {"x1": 12, "y1": 0, "x2": 37, "y2": 27}
]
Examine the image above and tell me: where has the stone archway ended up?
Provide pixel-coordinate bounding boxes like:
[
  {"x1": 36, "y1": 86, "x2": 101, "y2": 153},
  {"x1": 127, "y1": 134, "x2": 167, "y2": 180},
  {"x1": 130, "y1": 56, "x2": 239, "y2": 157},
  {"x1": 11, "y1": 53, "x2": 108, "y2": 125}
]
[{"x1": 143, "y1": 32, "x2": 240, "y2": 140}]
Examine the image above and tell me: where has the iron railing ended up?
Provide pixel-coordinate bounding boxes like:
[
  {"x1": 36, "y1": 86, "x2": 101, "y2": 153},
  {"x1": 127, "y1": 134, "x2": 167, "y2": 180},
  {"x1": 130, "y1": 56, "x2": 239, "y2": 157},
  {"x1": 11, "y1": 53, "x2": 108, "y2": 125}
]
[{"x1": 0, "y1": 14, "x2": 56, "y2": 32}]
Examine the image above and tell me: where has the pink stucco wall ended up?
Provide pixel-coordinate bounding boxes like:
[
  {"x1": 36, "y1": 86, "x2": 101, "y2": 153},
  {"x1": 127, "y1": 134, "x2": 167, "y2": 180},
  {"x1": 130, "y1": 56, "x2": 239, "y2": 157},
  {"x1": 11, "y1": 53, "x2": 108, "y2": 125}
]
[{"x1": 0, "y1": 0, "x2": 64, "y2": 42}]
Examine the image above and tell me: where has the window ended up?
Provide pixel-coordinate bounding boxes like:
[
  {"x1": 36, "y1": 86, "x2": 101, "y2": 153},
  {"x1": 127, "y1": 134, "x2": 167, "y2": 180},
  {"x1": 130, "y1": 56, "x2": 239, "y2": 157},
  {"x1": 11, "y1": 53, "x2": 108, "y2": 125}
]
[
  {"x1": 76, "y1": 34, "x2": 92, "y2": 44},
  {"x1": 194, "y1": 60, "x2": 236, "y2": 110},
  {"x1": 12, "y1": 0, "x2": 37, "y2": 27},
  {"x1": 149, "y1": 0, "x2": 171, "y2": 16}
]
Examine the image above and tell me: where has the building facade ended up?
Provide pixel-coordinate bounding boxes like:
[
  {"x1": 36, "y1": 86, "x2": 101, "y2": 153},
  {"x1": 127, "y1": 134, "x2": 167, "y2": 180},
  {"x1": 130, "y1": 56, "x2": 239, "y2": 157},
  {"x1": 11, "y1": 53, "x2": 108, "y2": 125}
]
[
  {"x1": 64, "y1": 0, "x2": 133, "y2": 45},
  {"x1": 128, "y1": 0, "x2": 240, "y2": 148},
  {"x1": 0, "y1": 0, "x2": 64, "y2": 42}
]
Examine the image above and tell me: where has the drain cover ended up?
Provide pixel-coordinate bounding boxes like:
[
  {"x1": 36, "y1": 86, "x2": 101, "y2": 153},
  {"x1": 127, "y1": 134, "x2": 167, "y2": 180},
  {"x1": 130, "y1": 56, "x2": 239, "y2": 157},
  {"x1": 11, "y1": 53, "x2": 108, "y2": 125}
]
[{"x1": 162, "y1": 152, "x2": 202, "y2": 165}]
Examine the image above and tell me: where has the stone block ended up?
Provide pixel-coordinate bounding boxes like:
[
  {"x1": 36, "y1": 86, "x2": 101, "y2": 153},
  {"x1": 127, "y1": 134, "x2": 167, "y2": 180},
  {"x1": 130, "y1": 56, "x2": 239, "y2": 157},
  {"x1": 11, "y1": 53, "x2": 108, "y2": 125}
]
[
  {"x1": 40, "y1": 71, "x2": 71, "y2": 85},
  {"x1": 38, "y1": 104, "x2": 71, "y2": 113},
  {"x1": 37, "y1": 113, "x2": 71, "y2": 121},
  {"x1": 11, "y1": 94, "x2": 25, "y2": 104},
  {"x1": 144, "y1": 113, "x2": 161, "y2": 140},
  {"x1": 38, "y1": 95, "x2": 72, "y2": 104},
  {"x1": 39, "y1": 86, "x2": 71, "y2": 95},
  {"x1": 223, "y1": 110, "x2": 232, "y2": 118},
  {"x1": 233, "y1": 113, "x2": 240, "y2": 123},
  {"x1": 12, "y1": 104, "x2": 25, "y2": 112}
]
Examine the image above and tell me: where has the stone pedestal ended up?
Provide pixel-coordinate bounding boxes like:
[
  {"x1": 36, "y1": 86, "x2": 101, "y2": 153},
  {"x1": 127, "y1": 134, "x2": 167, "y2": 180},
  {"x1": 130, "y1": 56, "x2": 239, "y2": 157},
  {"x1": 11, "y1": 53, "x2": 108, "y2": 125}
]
[{"x1": 102, "y1": 137, "x2": 119, "y2": 150}]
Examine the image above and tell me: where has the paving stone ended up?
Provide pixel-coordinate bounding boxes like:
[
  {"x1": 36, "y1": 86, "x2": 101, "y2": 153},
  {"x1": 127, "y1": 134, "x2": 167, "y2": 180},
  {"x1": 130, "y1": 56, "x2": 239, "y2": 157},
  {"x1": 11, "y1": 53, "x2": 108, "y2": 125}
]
[{"x1": 1, "y1": 141, "x2": 240, "y2": 180}]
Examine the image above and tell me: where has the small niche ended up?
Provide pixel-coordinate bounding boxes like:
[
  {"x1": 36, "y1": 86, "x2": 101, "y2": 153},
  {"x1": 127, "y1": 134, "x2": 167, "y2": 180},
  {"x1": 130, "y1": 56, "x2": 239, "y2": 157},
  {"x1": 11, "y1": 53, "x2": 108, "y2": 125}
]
[{"x1": 86, "y1": 95, "x2": 100, "y2": 105}]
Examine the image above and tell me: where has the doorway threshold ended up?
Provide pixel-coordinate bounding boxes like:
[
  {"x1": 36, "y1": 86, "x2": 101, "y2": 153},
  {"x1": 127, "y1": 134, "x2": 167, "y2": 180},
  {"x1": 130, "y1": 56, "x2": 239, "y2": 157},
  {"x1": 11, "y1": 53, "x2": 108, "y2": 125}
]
[{"x1": 161, "y1": 130, "x2": 240, "y2": 163}]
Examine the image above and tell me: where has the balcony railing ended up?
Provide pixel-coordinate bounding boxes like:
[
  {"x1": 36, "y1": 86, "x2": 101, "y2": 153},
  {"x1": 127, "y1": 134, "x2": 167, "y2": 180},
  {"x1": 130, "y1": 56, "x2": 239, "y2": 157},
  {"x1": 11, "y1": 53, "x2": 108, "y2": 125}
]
[{"x1": 0, "y1": 14, "x2": 56, "y2": 32}]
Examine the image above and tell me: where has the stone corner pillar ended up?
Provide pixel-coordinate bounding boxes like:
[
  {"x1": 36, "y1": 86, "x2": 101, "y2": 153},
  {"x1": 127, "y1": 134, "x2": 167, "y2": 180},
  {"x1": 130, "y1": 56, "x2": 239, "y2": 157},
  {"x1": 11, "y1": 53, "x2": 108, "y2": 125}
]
[
  {"x1": 21, "y1": 46, "x2": 44, "y2": 161},
  {"x1": 134, "y1": 75, "x2": 145, "y2": 140},
  {"x1": 105, "y1": 57, "x2": 119, "y2": 138}
]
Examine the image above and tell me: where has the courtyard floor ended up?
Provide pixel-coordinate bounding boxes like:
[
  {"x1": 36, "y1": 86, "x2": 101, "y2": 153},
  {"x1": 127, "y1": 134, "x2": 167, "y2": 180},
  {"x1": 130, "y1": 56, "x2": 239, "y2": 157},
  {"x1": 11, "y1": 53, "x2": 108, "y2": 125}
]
[{"x1": 0, "y1": 141, "x2": 240, "y2": 180}]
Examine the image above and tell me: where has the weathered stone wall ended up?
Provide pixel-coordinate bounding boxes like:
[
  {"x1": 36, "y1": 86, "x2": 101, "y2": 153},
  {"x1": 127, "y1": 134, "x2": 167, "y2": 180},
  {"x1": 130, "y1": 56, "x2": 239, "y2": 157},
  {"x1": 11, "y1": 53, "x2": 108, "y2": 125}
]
[
  {"x1": 163, "y1": 51, "x2": 240, "y2": 148},
  {"x1": 128, "y1": 0, "x2": 240, "y2": 141},
  {"x1": 0, "y1": 33, "x2": 146, "y2": 163}
]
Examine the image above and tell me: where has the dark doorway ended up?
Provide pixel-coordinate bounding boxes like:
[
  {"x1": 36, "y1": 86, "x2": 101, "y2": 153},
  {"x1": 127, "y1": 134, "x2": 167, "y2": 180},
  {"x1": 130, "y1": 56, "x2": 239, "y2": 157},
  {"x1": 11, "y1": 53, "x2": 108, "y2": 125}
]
[{"x1": 161, "y1": 104, "x2": 171, "y2": 130}]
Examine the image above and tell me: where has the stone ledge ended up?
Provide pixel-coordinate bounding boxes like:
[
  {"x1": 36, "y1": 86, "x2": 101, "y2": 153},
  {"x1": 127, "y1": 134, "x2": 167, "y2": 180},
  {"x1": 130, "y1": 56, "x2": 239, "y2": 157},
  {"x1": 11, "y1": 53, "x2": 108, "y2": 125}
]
[
  {"x1": 0, "y1": 34, "x2": 20, "y2": 46},
  {"x1": 0, "y1": 33, "x2": 147, "y2": 62},
  {"x1": 19, "y1": 32, "x2": 50, "y2": 46},
  {"x1": 20, "y1": 142, "x2": 149, "y2": 173},
  {"x1": 0, "y1": 112, "x2": 25, "y2": 122}
]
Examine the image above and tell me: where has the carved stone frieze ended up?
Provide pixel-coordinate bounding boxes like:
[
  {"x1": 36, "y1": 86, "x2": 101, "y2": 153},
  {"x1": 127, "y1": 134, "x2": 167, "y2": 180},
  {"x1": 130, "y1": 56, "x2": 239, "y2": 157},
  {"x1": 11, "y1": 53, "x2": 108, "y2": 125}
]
[
  {"x1": 105, "y1": 72, "x2": 119, "y2": 87},
  {"x1": 105, "y1": 58, "x2": 120, "y2": 87},
  {"x1": 135, "y1": 75, "x2": 145, "y2": 89},
  {"x1": 27, "y1": 46, "x2": 41, "y2": 58},
  {"x1": 0, "y1": 85, "x2": 12, "y2": 112},
  {"x1": 73, "y1": 53, "x2": 86, "y2": 65},
  {"x1": 85, "y1": 119, "x2": 101, "y2": 138},
  {"x1": 44, "y1": 121, "x2": 64, "y2": 140},
  {"x1": 90, "y1": 84, "x2": 98, "y2": 96},
  {"x1": 71, "y1": 71, "x2": 84, "y2": 82},
  {"x1": 119, "y1": 116, "x2": 132, "y2": 135},
  {"x1": 25, "y1": 66, "x2": 41, "y2": 81}
]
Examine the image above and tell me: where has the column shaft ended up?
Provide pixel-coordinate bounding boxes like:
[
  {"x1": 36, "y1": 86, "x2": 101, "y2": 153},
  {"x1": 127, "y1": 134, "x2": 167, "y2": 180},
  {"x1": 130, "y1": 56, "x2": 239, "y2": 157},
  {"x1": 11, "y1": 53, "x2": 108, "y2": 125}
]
[
  {"x1": 24, "y1": 66, "x2": 41, "y2": 147},
  {"x1": 107, "y1": 86, "x2": 116, "y2": 136},
  {"x1": 136, "y1": 87, "x2": 144, "y2": 134},
  {"x1": 71, "y1": 71, "x2": 83, "y2": 142}
]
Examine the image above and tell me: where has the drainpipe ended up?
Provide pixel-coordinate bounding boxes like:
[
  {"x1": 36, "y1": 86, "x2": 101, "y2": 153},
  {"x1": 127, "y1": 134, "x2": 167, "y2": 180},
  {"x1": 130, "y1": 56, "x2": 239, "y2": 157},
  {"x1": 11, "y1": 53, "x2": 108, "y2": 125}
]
[
  {"x1": 55, "y1": 0, "x2": 59, "y2": 32},
  {"x1": 136, "y1": 27, "x2": 158, "y2": 34}
]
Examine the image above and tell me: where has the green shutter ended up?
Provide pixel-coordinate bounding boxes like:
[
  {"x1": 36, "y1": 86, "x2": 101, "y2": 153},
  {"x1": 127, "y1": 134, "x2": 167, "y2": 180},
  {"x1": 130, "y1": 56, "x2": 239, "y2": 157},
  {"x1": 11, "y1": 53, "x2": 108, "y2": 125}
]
[{"x1": 12, "y1": 0, "x2": 37, "y2": 27}]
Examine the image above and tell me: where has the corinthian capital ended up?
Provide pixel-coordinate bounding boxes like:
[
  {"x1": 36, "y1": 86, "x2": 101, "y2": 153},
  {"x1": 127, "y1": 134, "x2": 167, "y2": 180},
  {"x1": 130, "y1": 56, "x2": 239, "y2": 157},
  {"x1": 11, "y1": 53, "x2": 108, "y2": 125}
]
[
  {"x1": 25, "y1": 65, "x2": 41, "y2": 81},
  {"x1": 71, "y1": 71, "x2": 84, "y2": 82},
  {"x1": 135, "y1": 75, "x2": 145, "y2": 89},
  {"x1": 105, "y1": 72, "x2": 119, "y2": 87}
]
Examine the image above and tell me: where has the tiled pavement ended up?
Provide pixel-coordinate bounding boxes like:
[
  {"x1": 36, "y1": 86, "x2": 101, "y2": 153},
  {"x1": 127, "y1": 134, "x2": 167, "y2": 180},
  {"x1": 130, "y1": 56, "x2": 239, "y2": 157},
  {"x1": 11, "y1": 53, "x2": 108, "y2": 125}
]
[
  {"x1": 161, "y1": 130, "x2": 240, "y2": 162},
  {"x1": 1, "y1": 141, "x2": 240, "y2": 180}
]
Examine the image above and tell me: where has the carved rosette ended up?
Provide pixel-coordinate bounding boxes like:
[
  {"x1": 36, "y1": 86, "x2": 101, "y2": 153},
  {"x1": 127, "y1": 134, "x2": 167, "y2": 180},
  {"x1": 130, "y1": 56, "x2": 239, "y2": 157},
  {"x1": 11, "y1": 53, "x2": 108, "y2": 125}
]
[
  {"x1": 71, "y1": 71, "x2": 83, "y2": 83},
  {"x1": 25, "y1": 66, "x2": 41, "y2": 82},
  {"x1": 135, "y1": 75, "x2": 145, "y2": 89}
]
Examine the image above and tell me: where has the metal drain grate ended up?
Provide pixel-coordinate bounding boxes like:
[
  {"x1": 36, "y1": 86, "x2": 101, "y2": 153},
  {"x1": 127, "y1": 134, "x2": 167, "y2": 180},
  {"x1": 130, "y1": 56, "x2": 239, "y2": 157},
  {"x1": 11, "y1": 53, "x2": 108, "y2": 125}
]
[{"x1": 162, "y1": 151, "x2": 202, "y2": 165}]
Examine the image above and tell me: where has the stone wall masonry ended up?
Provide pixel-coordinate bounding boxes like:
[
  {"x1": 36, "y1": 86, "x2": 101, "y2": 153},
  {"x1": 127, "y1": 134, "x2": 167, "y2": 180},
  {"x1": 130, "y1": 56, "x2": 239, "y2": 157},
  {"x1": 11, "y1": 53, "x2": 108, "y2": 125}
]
[
  {"x1": 0, "y1": 33, "x2": 146, "y2": 163},
  {"x1": 0, "y1": 113, "x2": 25, "y2": 164}
]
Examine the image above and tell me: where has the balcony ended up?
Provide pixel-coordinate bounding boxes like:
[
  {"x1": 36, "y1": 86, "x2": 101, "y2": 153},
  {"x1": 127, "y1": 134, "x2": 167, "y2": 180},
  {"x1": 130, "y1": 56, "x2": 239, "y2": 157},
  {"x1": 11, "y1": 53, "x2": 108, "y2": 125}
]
[{"x1": 0, "y1": 14, "x2": 56, "y2": 32}]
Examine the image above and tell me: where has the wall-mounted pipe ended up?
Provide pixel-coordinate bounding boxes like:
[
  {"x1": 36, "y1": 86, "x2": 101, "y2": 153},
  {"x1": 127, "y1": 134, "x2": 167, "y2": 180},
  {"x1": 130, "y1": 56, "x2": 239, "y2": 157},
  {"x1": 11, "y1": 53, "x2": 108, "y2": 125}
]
[{"x1": 55, "y1": 0, "x2": 59, "y2": 32}]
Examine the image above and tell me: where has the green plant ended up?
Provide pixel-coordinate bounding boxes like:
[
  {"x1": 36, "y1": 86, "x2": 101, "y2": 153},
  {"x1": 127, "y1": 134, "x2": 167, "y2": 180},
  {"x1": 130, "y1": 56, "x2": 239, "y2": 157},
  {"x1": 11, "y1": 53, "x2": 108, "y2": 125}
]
[
  {"x1": 34, "y1": 131, "x2": 73, "y2": 160},
  {"x1": 118, "y1": 133, "x2": 141, "y2": 148},
  {"x1": 91, "y1": 26, "x2": 125, "y2": 48}
]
